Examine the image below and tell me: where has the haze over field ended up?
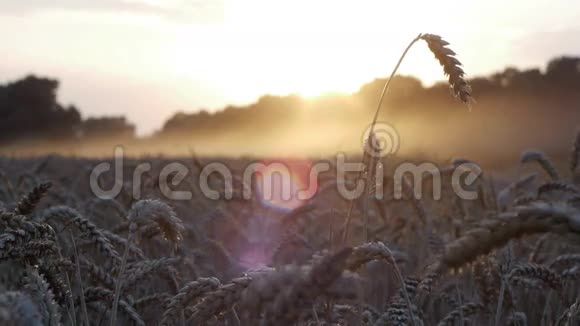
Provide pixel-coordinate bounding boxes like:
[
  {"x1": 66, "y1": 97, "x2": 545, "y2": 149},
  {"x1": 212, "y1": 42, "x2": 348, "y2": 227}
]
[
  {"x1": 1, "y1": 0, "x2": 580, "y2": 167},
  {"x1": 1, "y1": 59, "x2": 580, "y2": 166}
]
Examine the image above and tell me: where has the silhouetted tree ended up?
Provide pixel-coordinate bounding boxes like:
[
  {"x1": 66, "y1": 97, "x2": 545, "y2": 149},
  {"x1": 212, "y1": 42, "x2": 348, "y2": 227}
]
[
  {"x1": 79, "y1": 116, "x2": 136, "y2": 139},
  {"x1": 0, "y1": 75, "x2": 81, "y2": 141},
  {"x1": 546, "y1": 56, "x2": 580, "y2": 87}
]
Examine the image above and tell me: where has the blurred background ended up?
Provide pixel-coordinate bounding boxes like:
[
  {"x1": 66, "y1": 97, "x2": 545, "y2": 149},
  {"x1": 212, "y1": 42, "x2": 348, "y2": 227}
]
[{"x1": 1, "y1": 0, "x2": 579, "y2": 167}]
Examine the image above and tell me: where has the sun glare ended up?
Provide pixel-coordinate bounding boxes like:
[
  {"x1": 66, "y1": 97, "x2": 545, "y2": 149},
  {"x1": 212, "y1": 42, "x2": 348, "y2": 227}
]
[{"x1": 168, "y1": 0, "x2": 470, "y2": 102}]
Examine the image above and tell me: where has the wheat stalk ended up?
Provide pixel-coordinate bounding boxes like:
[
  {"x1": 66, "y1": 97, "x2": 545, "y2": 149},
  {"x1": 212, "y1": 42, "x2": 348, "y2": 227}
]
[
  {"x1": 82, "y1": 286, "x2": 145, "y2": 326},
  {"x1": 374, "y1": 278, "x2": 421, "y2": 326},
  {"x1": 110, "y1": 199, "x2": 184, "y2": 326},
  {"x1": 160, "y1": 277, "x2": 220, "y2": 326},
  {"x1": 188, "y1": 276, "x2": 253, "y2": 324},
  {"x1": 79, "y1": 256, "x2": 116, "y2": 289},
  {"x1": 13, "y1": 181, "x2": 52, "y2": 216},
  {"x1": 23, "y1": 268, "x2": 62, "y2": 326},
  {"x1": 431, "y1": 201, "x2": 580, "y2": 274},
  {"x1": 497, "y1": 173, "x2": 537, "y2": 207},
  {"x1": 100, "y1": 229, "x2": 145, "y2": 259},
  {"x1": 122, "y1": 257, "x2": 180, "y2": 290},
  {"x1": 508, "y1": 263, "x2": 562, "y2": 291},
  {"x1": 126, "y1": 199, "x2": 185, "y2": 246},
  {"x1": 555, "y1": 299, "x2": 580, "y2": 326},
  {"x1": 571, "y1": 129, "x2": 580, "y2": 175},
  {"x1": 344, "y1": 33, "x2": 472, "y2": 243},
  {"x1": 39, "y1": 206, "x2": 121, "y2": 264},
  {"x1": 346, "y1": 241, "x2": 406, "y2": 271},
  {"x1": 521, "y1": 151, "x2": 561, "y2": 181},
  {"x1": 436, "y1": 302, "x2": 483, "y2": 326},
  {"x1": 549, "y1": 254, "x2": 580, "y2": 271},
  {"x1": 0, "y1": 210, "x2": 56, "y2": 260},
  {"x1": 238, "y1": 266, "x2": 303, "y2": 321},
  {"x1": 133, "y1": 292, "x2": 171, "y2": 311},
  {"x1": 262, "y1": 248, "x2": 352, "y2": 325},
  {"x1": 537, "y1": 182, "x2": 578, "y2": 198}
]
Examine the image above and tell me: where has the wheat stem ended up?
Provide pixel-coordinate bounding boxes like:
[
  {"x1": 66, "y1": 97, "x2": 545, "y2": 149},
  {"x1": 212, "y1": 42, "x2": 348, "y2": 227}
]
[
  {"x1": 71, "y1": 232, "x2": 90, "y2": 326},
  {"x1": 494, "y1": 275, "x2": 507, "y2": 326},
  {"x1": 109, "y1": 229, "x2": 133, "y2": 326},
  {"x1": 342, "y1": 33, "x2": 422, "y2": 245}
]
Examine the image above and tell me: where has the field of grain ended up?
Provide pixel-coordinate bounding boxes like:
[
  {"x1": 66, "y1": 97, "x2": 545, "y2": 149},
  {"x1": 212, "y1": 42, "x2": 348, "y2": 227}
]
[
  {"x1": 0, "y1": 130, "x2": 579, "y2": 326},
  {"x1": 1, "y1": 33, "x2": 580, "y2": 326}
]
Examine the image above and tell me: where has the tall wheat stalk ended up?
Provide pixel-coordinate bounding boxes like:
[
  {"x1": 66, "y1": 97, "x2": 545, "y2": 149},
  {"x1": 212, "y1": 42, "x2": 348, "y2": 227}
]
[
  {"x1": 343, "y1": 33, "x2": 473, "y2": 243},
  {"x1": 336, "y1": 32, "x2": 475, "y2": 326}
]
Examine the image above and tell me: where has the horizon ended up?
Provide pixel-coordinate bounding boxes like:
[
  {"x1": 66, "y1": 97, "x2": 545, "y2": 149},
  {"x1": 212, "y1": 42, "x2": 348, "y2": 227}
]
[{"x1": 2, "y1": 0, "x2": 580, "y2": 135}]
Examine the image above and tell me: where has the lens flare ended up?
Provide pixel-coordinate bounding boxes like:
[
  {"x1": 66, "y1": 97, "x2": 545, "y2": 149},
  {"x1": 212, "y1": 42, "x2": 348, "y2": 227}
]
[
  {"x1": 254, "y1": 159, "x2": 317, "y2": 212},
  {"x1": 238, "y1": 244, "x2": 269, "y2": 269}
]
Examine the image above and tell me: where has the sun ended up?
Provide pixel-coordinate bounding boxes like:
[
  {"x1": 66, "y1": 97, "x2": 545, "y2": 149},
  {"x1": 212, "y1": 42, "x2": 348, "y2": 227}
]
[{"x1": 167, "y1": 0, "x2": 466, "y2": 102}]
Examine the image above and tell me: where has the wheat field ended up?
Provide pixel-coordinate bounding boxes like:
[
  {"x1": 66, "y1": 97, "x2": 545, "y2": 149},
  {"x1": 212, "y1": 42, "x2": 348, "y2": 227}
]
[{"x1": 1, "y1": 34, "x2": 580, "y2": 326}]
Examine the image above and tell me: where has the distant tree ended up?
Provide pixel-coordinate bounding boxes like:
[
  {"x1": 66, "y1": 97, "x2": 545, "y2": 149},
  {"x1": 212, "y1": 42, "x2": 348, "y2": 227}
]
[
  {"x1": 79, "y1": 116, "x2": 136, "y2": 139},
  {"x1": 546, "y1": 56, "x2": 580, "y2": 86},
  {"x1": 0, "y1": 75, "x2": 82, "y2": 141},
  {"x1": 357, "y1": 76, "x2": 423, "y2": 104}
]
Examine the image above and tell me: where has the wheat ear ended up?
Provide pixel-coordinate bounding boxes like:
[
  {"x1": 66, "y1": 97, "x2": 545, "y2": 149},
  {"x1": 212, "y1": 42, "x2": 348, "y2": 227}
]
[
  {"x1": 122, "y1": 257, "x2": 180, "y2": 290},
  {"x1": 346, "y1": 241, "x2": 407, "y2": 270},
  {"x1": 111, "y1": 200, "x2": 183, "y2": 326},
  {"x1": 82, "y1": 287, "x2": 144, "y2": 326},
  {"x1": 133, "y1": 293, "x2": 171, "y2": 311},
  {"x1": 521, "y1": 151, "x2": 561, "y2": 181},
  {"x1": 13, "y1": 181, "x2": 52, "y2": 216},
  {"x1": 508, "y1": 263, "x2": 563, "y2": 290},
  {"x1": 0, "y1": 211, "x2": 56, "y2": 260},
  {"x1": 262, "y1": 248, "x2": 352, "y2": 325},
  {"x1": 39, "y1": 206, "x2": 121, "y2": 263},
  {"x1": 79, "y1": 256, "x2": 116, "y2": 289},
  {"x1": 537, "y1": 182, "x2": 578, "y2": 197},
  {"x1": 431, "y1": 201, "x2": 580, "y2": 274},
  {"x1": 421, "y1": 33, "x2": 473, "y2": 105},
  {"x1": 160, "y1": 277, "x2": 220, "y2": 326},
  {"x1": 437, "y1": 302, "x2": 483, "y2": 326},
  {"x1": 375, "y1": 278, "x2": 421, "y2": 326},
  {"x1": 126, "y1": 199, "x2": 185, "y2": 246},
  {"x1": 23, "y1": 268, "x2": 62, "y2": 326},
  {"x1": 549, "y1": 254, "x2": 580, "y2": 271},
  {"x1": 188, "y1": 276, "x2": 253, "y2": 324},
  {"x1": 238, "y1": 266, "x2": 304, "y2": 321}
]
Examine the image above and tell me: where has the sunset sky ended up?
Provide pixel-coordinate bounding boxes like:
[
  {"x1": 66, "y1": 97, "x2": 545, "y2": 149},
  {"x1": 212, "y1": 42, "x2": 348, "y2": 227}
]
[{"x1": 1, "y1": 0, "x2": 580, "y2": 135}]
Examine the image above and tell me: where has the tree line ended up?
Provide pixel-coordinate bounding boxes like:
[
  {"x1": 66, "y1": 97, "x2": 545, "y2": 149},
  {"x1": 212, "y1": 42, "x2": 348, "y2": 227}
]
[
  {"x1": 1, "y1": 56, "x2": 579, "y2": 145},
  {"x1": 0, "y1": 76, "x2": 134, "y2": 143}
]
